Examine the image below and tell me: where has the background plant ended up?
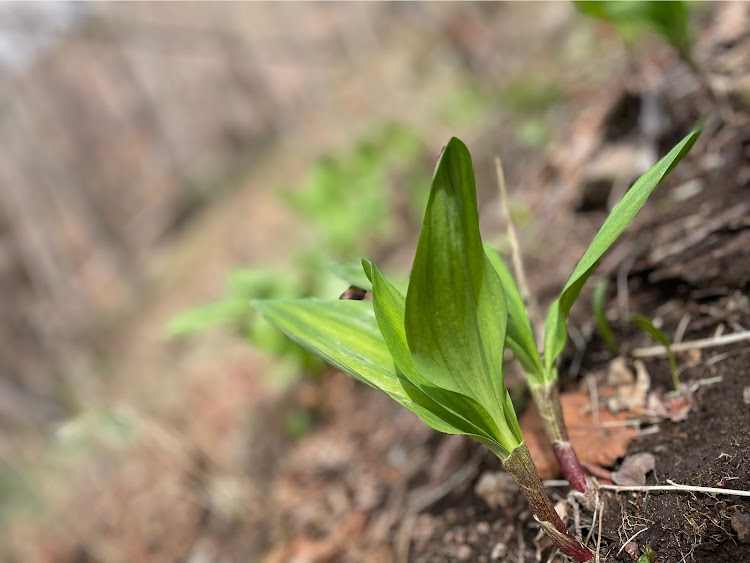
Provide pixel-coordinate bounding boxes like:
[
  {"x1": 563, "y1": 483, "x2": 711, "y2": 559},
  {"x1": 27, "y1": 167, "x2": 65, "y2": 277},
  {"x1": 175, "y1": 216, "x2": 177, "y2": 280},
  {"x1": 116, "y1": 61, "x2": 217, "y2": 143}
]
[
  {"x1": 574, "y1": 1, "x2": 694, "y2": 64},
  {"x1": 168, "y1": 123, "x2": 427, "y2": 380}
]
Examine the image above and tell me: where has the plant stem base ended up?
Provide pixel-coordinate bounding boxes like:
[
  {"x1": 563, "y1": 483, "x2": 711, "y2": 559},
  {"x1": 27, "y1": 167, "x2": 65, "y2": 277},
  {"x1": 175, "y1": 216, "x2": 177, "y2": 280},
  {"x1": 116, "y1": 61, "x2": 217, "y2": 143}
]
[{"x1": 503, "y1": 443, "x2": 594, "y2": 562}]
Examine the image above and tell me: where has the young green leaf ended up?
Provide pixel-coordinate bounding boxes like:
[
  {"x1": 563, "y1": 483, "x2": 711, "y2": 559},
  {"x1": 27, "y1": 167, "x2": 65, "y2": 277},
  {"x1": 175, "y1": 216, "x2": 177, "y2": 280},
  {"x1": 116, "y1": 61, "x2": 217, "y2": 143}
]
[
  {"x1": 253, "y1": 298, "x2": 509, "y2": 453},
  {"x1": 543, "y1": 128, "x2": 700, "y2": 377},
  {"x1": 404, "y1": 138, "x2": 522, "y2": 450},
  {"x1": 367, "y1": 260, "x2": 515, "y2": 458},
  {"x1": 485, "y1": 245, "x2": 544, "y2": 383},
  {"x1": 630, "y1": 313, "x2": 679, "y2": 391}
]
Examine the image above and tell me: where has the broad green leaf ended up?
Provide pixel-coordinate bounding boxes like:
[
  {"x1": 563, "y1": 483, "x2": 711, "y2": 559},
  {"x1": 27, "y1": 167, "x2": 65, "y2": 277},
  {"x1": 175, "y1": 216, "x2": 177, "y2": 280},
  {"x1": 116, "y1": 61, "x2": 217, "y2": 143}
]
[
  {"x1": 368, "y1": 260, "x2": 516, "y2": 457},
  {"x1": 484, "y1": 245, "x2": 544, "y2": 383},
  {"x1": 252, "y1": 298, "x2": 509, "y2": 449},
  {"x1": 404, "y1": 138, "x2": 522, "y2": 447},
  {"x1": 543, "y1": 129, "x2": 700, "y2": 377}
]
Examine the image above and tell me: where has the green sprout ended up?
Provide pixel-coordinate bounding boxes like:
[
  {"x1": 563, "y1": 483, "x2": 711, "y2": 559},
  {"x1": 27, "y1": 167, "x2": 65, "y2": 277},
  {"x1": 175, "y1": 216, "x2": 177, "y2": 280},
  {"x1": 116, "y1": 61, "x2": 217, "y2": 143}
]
[
  {"x1": 488, "y1": 128, "x2": 699, "y2": 492},
  {"x1": 592, "y1": 278, "x2": 681, "y2": 392},
  {"x1": 637, "y1": 543, "x2": 656, "y2": 563},
  {"x1": 630, "y1": 313, "x2": 679, "y2": 392},
  {"x1": 254, "y1": 131, "x2": 698, "y2": 559},
  {"x1": 255, "y1": 139, "x2": 593, "y2": 561}
]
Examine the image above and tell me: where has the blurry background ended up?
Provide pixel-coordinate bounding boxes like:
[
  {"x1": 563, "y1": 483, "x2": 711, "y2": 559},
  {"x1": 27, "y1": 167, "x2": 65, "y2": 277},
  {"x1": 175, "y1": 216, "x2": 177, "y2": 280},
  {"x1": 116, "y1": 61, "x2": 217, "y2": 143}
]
[{"x1": 0, "y1": 2, "x2": 737, "y2": 562}]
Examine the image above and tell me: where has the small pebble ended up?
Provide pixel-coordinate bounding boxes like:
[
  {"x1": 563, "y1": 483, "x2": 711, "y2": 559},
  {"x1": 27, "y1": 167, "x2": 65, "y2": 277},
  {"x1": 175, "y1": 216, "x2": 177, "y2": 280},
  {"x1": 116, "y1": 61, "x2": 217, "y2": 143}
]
[
  {"x1": 490, "y1": 542, "x2": 507, "y2": 560},
  {"x1": 476, "y1": 521, "x2": 490, "y2": 535},
  {"x1": 456, "y1": 545, "x2": 472, "y2": 561}
]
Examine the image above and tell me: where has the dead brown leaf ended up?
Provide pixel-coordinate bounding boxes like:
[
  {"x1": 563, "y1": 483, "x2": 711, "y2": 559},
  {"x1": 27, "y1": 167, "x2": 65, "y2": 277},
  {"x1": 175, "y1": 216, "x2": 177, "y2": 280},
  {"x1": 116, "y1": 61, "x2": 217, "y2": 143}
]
[
  {"x1": 611, "y1": 452, "x2": 656, "y2": 486},
  {"x1": 520, "y1": 390, "x2": 638, "y2": 479}
]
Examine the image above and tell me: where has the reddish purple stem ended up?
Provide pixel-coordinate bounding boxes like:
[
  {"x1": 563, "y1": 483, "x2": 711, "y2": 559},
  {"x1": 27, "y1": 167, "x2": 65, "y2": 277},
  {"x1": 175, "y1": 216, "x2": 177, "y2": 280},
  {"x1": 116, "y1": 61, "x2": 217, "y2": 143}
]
[{"x1": 553, "y1": 441, "x2": 589, "y2": 493}]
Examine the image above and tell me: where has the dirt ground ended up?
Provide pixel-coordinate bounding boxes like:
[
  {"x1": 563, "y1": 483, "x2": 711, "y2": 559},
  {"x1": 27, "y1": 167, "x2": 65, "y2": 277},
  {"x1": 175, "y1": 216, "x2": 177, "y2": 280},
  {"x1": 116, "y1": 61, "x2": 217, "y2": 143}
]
[{"x1": 2, "y1": 4, "x2": 749, "y2": 563}]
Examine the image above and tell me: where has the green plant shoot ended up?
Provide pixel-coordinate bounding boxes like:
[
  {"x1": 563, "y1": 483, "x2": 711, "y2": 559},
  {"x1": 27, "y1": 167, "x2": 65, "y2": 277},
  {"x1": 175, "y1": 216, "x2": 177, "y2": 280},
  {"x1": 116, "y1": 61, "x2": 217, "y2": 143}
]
[
  {"x1": 487, "y1": 128, "x2": 700, "y2": 492},
  {"x1": 630, "y1": 313, "x2": 679, "y2": 392},
  {"x1": 591, "y1": 278, "x2": 681, "y2": 392},
  {"x1": 255, "y1": 139, "x2": 593, "y2": 561}
]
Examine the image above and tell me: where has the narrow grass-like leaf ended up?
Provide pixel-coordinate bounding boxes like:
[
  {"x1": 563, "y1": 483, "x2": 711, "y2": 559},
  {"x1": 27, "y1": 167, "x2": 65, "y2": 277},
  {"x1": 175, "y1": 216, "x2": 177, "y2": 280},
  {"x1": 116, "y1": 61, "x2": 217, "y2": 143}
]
[
  {"x1": 485, "y1": 245, "x2": 544, "y2": 383},
  {"x1": 592, "y1": 278, "x2": 619, "y2": 354},
  {"x1": 630, "y1": 313, "x2": 679, "y2": 391},
  {"x1": 543, "y1": 129, "x2": 700, "y2": 377},
  {"x1": 252, "y1": 298, "x2": 506, "y2": 445},
  {"x1": 404, "y1": 138, "x2": 522, "y2": 448}
]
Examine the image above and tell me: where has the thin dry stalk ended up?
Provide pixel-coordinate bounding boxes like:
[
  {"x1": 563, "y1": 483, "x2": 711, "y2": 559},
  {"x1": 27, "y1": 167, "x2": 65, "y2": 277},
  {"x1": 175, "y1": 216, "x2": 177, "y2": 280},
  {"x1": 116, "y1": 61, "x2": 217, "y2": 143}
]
[
  {"x1": 599, "y1": 480, "x2": 750, "y2": 497},
  {"x1": 595, "y1": 496, "x2": 604, "y2": 563},
  {"x1": 494, "y1": 156, "x2": 543, "y2": 338},
  {"x1": 632, "y1": 329, "x2": 750, "y2": 358}
]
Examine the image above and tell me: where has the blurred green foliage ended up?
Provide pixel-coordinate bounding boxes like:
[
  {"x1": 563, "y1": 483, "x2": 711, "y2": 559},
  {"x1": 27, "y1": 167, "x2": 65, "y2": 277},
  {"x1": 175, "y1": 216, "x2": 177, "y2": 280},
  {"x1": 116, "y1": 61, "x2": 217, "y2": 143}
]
[
  {"x1": 501, "y1": 77, "x2": 564, "y2": 115},
  {"x1": 437, "y1": 83, "x2": 490, "y2": 126},
  {"x1": 282, "y1": 123, "x2": 429, "y2": 260},
  {"x1": 574, "y1": 1, "x2": 694, "y2": 61},
  {"x1": 168, "y1": 123, "x2": 427, "y2": 384}
]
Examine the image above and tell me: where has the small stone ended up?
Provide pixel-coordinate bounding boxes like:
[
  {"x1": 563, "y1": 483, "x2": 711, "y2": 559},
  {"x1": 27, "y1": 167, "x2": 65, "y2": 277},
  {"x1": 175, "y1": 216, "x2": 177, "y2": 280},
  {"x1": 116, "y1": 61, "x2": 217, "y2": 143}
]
[
  {"x1": 743, "y1": 386, "x2": 750, "y2": 405},
  {"x1": 476, "y1": 521, "x2": 490, "y2": 535},
  {"x1": 456, "y1": 545, "x2": 472, "y2": 561},
  {"x1": 490, "y1": 542, "x2": 507, "y2": 560},
  {"x1": 624, "y1": 541, "x2": 639, "y2": 558},
  {"x1": 475, "y1": 471, "x2": 517, "y2": 509}
]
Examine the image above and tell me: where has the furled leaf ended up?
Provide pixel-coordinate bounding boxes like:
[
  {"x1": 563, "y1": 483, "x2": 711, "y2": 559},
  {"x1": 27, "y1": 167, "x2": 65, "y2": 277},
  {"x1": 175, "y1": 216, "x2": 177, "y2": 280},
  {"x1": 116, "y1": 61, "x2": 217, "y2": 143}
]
[
  {"x1": 367, "y1": 260, "x2": 513, "y2": 458},
  {"x1": 484, "y1": 245, "x2": 544, "y2": 383},
  {"x1": 543, "y1": 129, "x2": 700, "y2": 378},
  {"x1": 252, "y1": 298, "x2": 506, "y2": 448},
  {"x1": 404, "y1": 138, "x2": 522, "y2": 450}
]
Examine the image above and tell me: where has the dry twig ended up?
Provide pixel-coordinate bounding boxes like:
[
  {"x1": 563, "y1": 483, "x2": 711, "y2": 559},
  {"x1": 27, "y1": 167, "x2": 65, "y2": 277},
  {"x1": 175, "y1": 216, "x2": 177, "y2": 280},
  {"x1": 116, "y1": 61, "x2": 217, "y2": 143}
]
[
  {"x1": 631, "y1": 329, "x2": 750, "y2": 358},
  {"x1": 599, "y1": 480, "x2": 750, "y2": 498},
  {"x1": 495, "y1": 156, "x2": 543, "y2": 339}
]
